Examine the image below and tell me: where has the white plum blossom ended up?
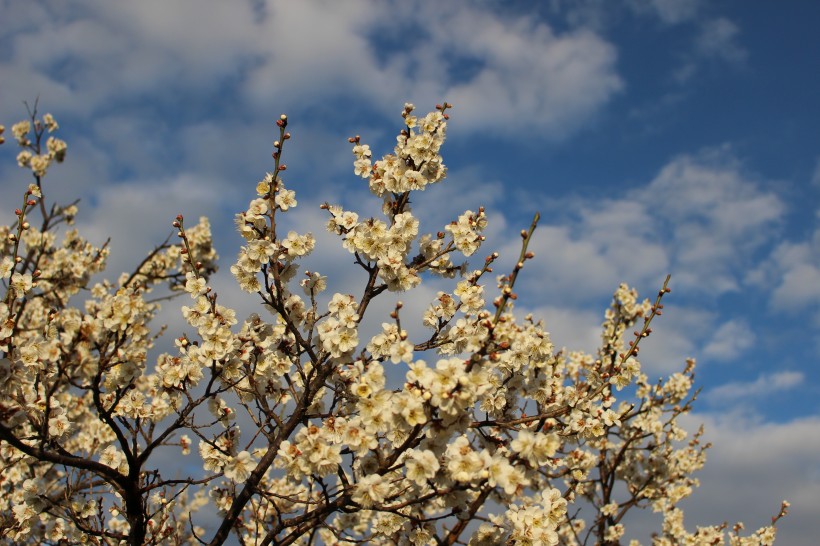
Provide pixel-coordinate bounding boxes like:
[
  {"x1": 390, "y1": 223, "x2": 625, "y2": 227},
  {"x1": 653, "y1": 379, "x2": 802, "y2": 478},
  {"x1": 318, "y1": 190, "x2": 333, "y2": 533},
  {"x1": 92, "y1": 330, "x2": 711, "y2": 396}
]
[{"x1": 0, "y1": 105, "x2": 787, "y2": 546}]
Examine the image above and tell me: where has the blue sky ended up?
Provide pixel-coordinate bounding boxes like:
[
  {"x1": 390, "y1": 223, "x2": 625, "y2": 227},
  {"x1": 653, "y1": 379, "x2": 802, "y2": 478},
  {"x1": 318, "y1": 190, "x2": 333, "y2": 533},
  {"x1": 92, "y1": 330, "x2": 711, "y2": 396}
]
[{"x1": 2, "y1": 1, "x2": 819, "y2": 543}]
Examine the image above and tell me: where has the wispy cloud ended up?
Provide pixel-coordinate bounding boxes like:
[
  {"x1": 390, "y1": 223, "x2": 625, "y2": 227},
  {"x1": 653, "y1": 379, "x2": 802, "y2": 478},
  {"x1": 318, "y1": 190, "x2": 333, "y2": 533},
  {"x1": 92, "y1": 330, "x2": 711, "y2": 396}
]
[
  {"x1": 695, "y1": 17, "x2": 748, "y2": 63},
  {"x1": 513, "y1": 146, "x2": 784, "y2": 305},
  {"x1": 550, "y1": 0, "x2": 700, "y2": 29},
  {"x1": 705, "y1": 371, "x2": 804, "y2": 404},
  {"x1": 493, "y1": 146, "x2": 785, "y2": 375},
  {"x1": 626, "y1": 0, "x2": 701, "y2": 25},
  {"x1": 702, "y1": 319, "x2": 754, "y2": 361},
  {"x1": 748, "y1": 220, "x2": 820, "y2": 329},
  {"x1": 675, "y1": 16, "x2": 747, "y2": 82}
]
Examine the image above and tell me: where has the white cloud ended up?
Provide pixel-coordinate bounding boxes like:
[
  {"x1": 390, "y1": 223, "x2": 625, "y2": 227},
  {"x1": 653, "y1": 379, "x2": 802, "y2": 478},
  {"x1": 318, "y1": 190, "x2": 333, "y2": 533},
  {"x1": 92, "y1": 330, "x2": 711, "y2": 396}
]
[
  {"x1": 674, "y1": 16, "x2": 747, "y2": 83},
  {"x1": 620, "y1": 412, "x2": 820, "y2": 545},
  {"x1": 636, "y1": 304, "x2": 713, "y2": 375},
  {"x1": 75, "y1": 173, "x2": 224, "y2": 278},
  {"x1": 513, "y1": 147, "x2": 783, "y2": 306},
  {"x1": 521, "y1": 300, "x2": 715, "y2": 379},
  {"x1": 482, "y1": 147, "x2": 784, "y2": 378},
  {"x1": 515, "y1": 221, "x2": 654, "y2": 305},
  {"x1": 548, "y1": 0, "x2": 611, "y2": 30},
  {"x1": 551, "y1": 0, "x2": 700, "y2": 28},
  {"x1": 677, "y1": 413, "x2": 820, "y2": 545},
  {"x1": 772, "y1": 260, "x2": 820, "y2": 311},
  {"x1": 702, "y1": 318, "x2": 754, "y2": 361},
  {"x1": 749, "y1": 223, "x2": 820, "y2": 328},
  {"x1": 523, "y1": 304, "x2": 603, "y2": 356},
  {"x1": 627, "y1": 0, "x2": 700, "y2": 24},
  {"x1": 640, "y1": 147, "x2": 783, "y2": 293},
  {"x1": 695, "y1": 17, "x2": 747, "y2": 63},
  {"x1": 518, "y1": 301, "x2": 707, "y2": 378},
  {"x1": 705, "y1": 371, "x2": 804, "y2": 404},
  {"x1": 244, "y1": 1, "x2": 623, "y2": 138},
  {"x1": 0, "y1": 0, "x2": 261, "y2": 119},
  {"x1": 1, "y1": 1, "x2": 622, "y2": 141},
  {"x1": 439, "y1": 20, "x2": 622, "y2": 136}
]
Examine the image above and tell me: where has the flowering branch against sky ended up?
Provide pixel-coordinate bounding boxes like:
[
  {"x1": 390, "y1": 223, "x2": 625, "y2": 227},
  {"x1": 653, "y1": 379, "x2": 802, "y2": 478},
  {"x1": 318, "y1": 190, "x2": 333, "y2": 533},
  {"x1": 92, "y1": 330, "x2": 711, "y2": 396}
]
[{"x1": 1, "y1": 1, "x2": 818, "y2": 543}]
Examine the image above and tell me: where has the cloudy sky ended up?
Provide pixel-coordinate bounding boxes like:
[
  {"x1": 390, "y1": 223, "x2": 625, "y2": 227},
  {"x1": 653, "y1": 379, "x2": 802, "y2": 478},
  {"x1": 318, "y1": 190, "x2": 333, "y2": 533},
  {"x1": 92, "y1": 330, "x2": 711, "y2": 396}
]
[{"x1": 2, "y1": 0, "x2": 819, "y2": 543}]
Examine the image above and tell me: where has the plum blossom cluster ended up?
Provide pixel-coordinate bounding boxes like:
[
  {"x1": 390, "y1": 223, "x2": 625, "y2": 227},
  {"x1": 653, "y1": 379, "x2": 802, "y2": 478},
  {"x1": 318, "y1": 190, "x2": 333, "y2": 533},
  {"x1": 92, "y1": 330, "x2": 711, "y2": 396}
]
[
  {"x1": 0, "y1": 104, "x2": 787, "y2": 546},
  {"x1": 9, "y1": 110, "x2": 66, "y2": 179},
  {"x1": 354, "y1": 103, "x2": 448, "y2": 196}
]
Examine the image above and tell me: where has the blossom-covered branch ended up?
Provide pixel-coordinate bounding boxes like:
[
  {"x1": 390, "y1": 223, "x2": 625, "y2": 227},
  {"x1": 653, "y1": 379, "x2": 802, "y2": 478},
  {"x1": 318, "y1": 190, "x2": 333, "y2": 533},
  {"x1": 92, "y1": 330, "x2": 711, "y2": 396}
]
[{"x1": 0, "y1": 103, "x2": 786, "y2": 546}]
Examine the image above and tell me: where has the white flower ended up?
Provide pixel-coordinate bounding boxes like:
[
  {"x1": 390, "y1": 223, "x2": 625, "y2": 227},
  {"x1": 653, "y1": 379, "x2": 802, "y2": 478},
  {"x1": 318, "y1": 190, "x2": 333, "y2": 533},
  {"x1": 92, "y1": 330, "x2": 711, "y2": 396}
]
[
  {"x1": 16, "y1": 150, "x2": 32, "y2": 167},
  {"x1": 48, "y1": 414, "x2": 71, "y2": 438},
  {"x1": 10, "y1": 271, "x2": 33, "y2": 297},
  {"x1": 300, "y1": 271, "x2": 327, "y2": 295},
  {"x1": 281, "y1": 231, "x2": 315, "y2": 258},
  {"x1": 352, "y1": 474, "x2": 389, "y2": 508},
  {"x1": 18, "y1": 343, "x2": 40, "y2": 367},
  {"x1": 405, "y1": 450, "x2": 439, "y2": 485},
  {"x1": 43, "y1": 113, "x2": 59, "y2": 132},
  {"x1": 30, "y1": 154, "x2": 51, "y2": 177},
  {"x1": 0, "y1": 257, "x2": 13, "y2": 279},
  {"x1": 275, "y1": 189, "x2": 297, "y2": 211},
  {"x1": 184, "y1": 272, "x2": 207, "y2": 298},
  {"x1": 224, "y1": 451, "x2": 254, "y2": 482},
  {"x1": 100, "y1": 445, "x2": 128, "y2": 475},
  {"x1": 11, "y1": 121, "x2": 30, "y2": 142}
]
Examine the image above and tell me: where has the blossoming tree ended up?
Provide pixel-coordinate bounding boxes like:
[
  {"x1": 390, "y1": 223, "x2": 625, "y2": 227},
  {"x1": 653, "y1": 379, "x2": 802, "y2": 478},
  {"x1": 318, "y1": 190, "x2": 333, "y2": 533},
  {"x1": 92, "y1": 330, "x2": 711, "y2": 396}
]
[{"x1": 0, "y1": 103, "x2": 787, "y2": 545}]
